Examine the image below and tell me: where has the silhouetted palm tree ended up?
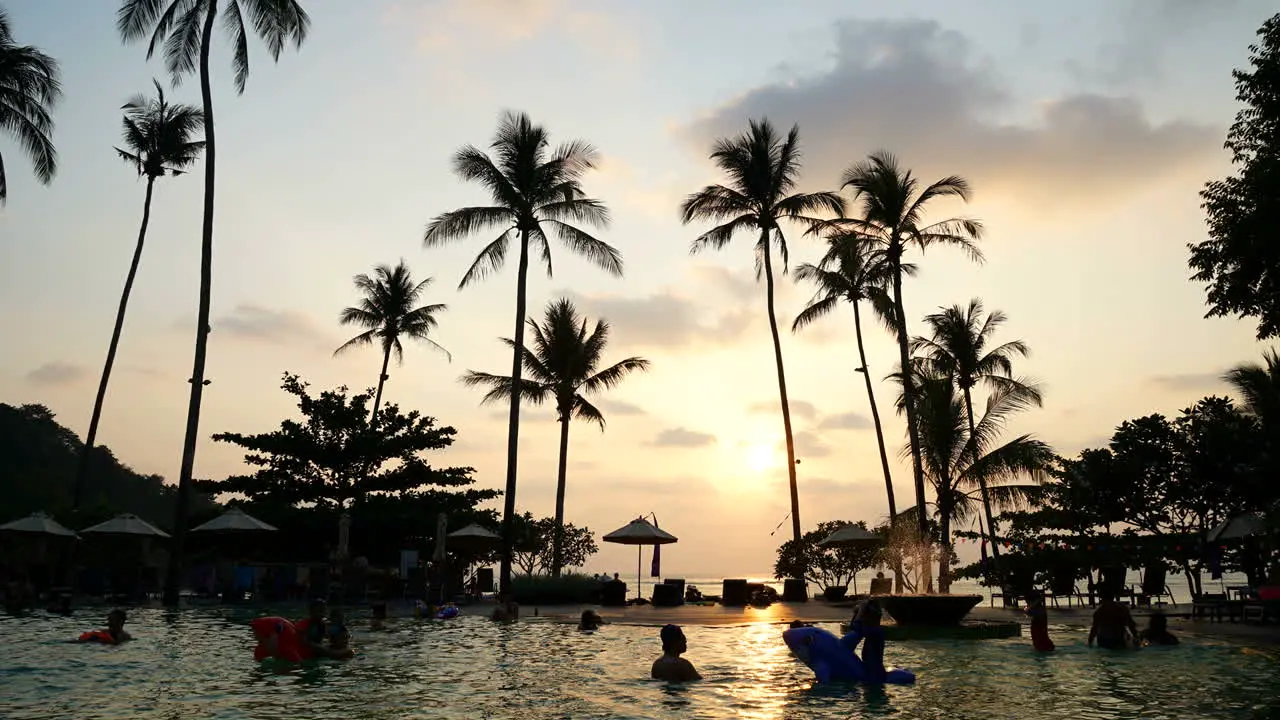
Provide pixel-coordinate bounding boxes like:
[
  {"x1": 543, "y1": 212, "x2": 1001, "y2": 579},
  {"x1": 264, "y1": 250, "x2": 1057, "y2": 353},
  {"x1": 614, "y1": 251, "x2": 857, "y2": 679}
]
[
  {"x1": 681, "y1": 118, "x2": 844, "y2": 543},
  {"x1": 840, "y1": 151, "x2": 982, "y2": 547},
  {"x1": 911, "y1": 299, "x2": 1041, "y2": 560},
  {"x1": 118, "y1": 0, "x2": 310, "y2": 607},
  {"x1": 424, "y1": 111, "x2": 619, "y2": 591},
  {"x1": 793, "y1": 232, "x2": 909, "y2": 521},
  {"x1": 910, "y1": 371, "x2": 1052, "y2": 592},
  {"x1": 1225, "y1": 350, "x2": 1280, "y2": 429},
  {"x1": 336, "y1": 261, "x2": 450, "y2": 420},
  {"x1": 462, "y1": 299, "x2": 649, "y2": 577},
  {"x1": 0, "y1": 8, "x2": 61, "y2": 202},
  {"x1": 74, "y1": 81, "x2": 204, "y2": 509}
]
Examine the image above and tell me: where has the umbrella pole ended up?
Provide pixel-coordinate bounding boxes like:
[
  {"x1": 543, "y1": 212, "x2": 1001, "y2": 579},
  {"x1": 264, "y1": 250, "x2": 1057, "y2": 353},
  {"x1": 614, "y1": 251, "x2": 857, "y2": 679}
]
[{"x1": 636, "y1": 546, "x2": 641, "y2": 600}]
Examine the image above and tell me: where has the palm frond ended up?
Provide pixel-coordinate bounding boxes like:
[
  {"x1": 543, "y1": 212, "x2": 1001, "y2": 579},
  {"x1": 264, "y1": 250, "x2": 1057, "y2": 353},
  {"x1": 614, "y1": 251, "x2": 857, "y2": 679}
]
[
  {"x1": 0, "y1": 23, "x2": 61, "y2": 199},
  {"x1": 572, "y1": 395, "x2": 606, "y2": 430},
  {"x1": 541, "y1": 219, "x2": 623, "y2": 276},
  {"x1": 423, "y1": 206, "x2": 515, "y2": 247},
  {"x1": 457, "y1": 231, "x2": 513, "y2": 289},
  {"x1": 460, "y1": 371, "x2": 551, "y2": 407}
]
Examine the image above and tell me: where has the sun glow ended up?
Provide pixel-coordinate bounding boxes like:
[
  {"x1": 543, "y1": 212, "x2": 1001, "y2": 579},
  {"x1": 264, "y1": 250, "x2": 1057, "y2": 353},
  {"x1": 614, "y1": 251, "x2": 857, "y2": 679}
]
[{"x1": 744, "y1": 442, "x2": 778, "y2": 474}]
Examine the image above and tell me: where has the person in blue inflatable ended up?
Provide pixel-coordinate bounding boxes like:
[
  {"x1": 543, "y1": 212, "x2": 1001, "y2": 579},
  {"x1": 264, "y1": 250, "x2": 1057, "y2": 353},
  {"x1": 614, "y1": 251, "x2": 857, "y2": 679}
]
[{"x1": 851, "y1": 600, "x2": 888, "y2": 682}]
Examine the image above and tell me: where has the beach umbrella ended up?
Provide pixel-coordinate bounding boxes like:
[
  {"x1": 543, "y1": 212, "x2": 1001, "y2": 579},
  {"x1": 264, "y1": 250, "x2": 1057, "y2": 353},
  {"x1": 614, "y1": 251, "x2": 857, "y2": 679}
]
[
  {"x1": 819, "y1": 524, "x2": 883, "y2": 548},
  {"x1": 81, "y1": 513, "x2": 170, "y2": 538},
  {"x1": 447, "y1": 523, "x2": 500, "y2": 551},
  {"x1": 1207, "y1": 513, "x2": 1268, "y2": 543},
  {"x1": 191, "y1": 508, "x2": 277, "y2": 533},
  {"x1": 0, "y1": 512, "x2": 77, "y2": 538},
  {"x1": 603, "y1": 517, "x2": 677, "y2": 600}
]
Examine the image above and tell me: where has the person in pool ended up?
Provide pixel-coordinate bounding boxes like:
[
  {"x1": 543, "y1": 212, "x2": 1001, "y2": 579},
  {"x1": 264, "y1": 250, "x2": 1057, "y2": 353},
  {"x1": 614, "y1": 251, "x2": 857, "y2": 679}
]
[
  {"x1": 1026, "y1": 590, "x2": 1055, "y2": 652},
  {"x1": 854, "y1": 600, "x2": 888, "y2": 682},
  {"x1": 1088, "y1": 593, "x2": 1139, "y2": 649},
  {"x1": 328, "y1": 608, "x2": 351, "y2": 651},
  {"x1": 1140, "y1": 613, "x2": 1179, "y2": 646},
  {"x1": 651, "y1": 624, "x2": 701, "y2": 682},
  {"x1": 80, "y1": 609, "x2": 132, "y2": 644},
  {"x1": 578, "y1": 609, "x2": 605, "y2": 631},
  {"x1": 297, "y1": 598, "x2": 336, "y2": 659}
]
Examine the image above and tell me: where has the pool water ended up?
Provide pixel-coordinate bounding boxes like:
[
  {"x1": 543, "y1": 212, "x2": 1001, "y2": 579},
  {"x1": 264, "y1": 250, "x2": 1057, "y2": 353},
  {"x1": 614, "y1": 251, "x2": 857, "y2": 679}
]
[{"x1": 2, "y1": 608, "x2": 1278, "y2": 719}]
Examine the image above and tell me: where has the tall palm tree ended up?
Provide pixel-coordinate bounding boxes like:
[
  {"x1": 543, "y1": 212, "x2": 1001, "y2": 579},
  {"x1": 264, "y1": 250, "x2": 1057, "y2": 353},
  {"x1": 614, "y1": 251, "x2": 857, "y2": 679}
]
[
  {"x1": 335, "y1": 261, "x2": 450, "y2": 421},
  {"x1": 118, "y1": 0, "x2": 310, "y2": 607},
  {"x1": 839, "y1": 151, "x2": 983, "y2": 547},
  {"x1": 423, "y1": 111, "x2": 620, "y2": 591},
  {"x1": 910, "y1": 371, "x2": 1053, "y2": 592},
  {"x1": 0, "y1": 7, "x2": 61, "y2": 202},
  {"x1": 681, "y1": 118, "x2": 844, "y2": 543},
  {"x1": 74, "y1": 81, "x2": 204, "y2": 509},
  {"x1": 910, "y1": 298, "x2": 1041, "y2": 561},
  {"x1": 462, "y1": 298, "x2": 649, "y2": 577},
  {"x1": 792, "y1": 232, "x2": 909, "y2": 521}
]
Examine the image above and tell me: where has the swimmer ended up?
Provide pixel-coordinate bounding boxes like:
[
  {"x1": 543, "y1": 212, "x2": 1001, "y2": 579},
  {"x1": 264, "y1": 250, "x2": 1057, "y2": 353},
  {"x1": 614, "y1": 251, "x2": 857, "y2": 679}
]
[
  {"x1": 1088, "y1": 593, "x2": 1139, "y2": 649},
  {"x1": 79, "y1": 609, "x2": 131, "y2": 644},
  {"x1": 855, "y1": 600, "x2": 887, "y2": 682},
  {"x1": 1140, "y1": 613, "x2": 1179, "y2": 646},
  {"x1": 651, "y1": 624, "x2": 701, "y2": 682},
  {"x1": 328, "y1": 608, "x2": 351, "y2": 651},
  {"x1": 1026, "y1": 590, "x2": 1055, "y2": 652},
  {"x1": 579, "y1": 609, "x2": 605, "y2": 631}
]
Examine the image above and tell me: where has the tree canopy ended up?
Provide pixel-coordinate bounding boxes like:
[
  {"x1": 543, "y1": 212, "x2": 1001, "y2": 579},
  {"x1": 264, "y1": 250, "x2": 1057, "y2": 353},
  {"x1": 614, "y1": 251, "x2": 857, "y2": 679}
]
[
  {"x1": 201, "y1": 373, "x2": 477, "y2": 508},
  {"x1": 774, "y1": 520, "x2": 881, "y2": 590},
  {"x1": 1190, "y1": 13, "x2": 1280, "y2": 339},
  {"x1": 0, "y1": 402, "x2": 212, "y2": 524},
  {"x1": 510, "y1": 513, "x2": 599, "y2": 576}
]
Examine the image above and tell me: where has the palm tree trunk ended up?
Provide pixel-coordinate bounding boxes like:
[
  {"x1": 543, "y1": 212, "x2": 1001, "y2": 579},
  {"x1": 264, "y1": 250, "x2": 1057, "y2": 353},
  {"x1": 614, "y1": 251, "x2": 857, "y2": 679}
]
[
  {"x1": 761, "y1": 229, "x2": 801, "y2": 543},
  {"x1": 961, "y1": 385, "x2": 1001, "y2": 563},
  {"x1": 853, "y1": 300, "x2": 895, "y2": 519},
  {"x1": 163, "y1": 2, "x2": 217, "y2": 608},
  {"x1": 938, "y1": 511, "x2": 952, "y2": 593},
  {"x1": 499, "y1": 229, "x2": 531, "y2": 593},
  {"x1": 890, "y1": 246, "x2": 931, "y2": 592},
  {"x1": 853, "y1": 301, "x2": 905, "y2": 593},
  {"x1": 551, "y1": 412, "x2": 571, "y2": 578},
  {"x1": 74, "y1": 175, "x2": 156, "y2": 509},
  {"x1": 370, "y1": 344, "x2": 392, "y2": 422}
]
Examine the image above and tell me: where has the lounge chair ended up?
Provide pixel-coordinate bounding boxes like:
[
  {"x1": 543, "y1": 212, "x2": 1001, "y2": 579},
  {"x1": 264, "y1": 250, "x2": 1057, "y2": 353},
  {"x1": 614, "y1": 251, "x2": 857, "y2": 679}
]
[
  {"x1": 1192, "y1": 592, "x2": 1227, "y2": 621},
  {"x1": 1133, "y1": 566, "x2": 1175, "y2": 607},
  {"x1": 869, "y1": 577, "x2": 893, "y2": 595},
  {"x1": 1046, "y1": 565, "x2": 1084, "y2": 608}
]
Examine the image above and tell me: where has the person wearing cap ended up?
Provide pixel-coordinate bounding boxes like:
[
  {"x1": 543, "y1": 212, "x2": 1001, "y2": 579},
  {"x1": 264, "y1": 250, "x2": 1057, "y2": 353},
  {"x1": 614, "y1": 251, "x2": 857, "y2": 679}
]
[{"x1": 651, "y1": 624, "x2": 701, "y2": 682}]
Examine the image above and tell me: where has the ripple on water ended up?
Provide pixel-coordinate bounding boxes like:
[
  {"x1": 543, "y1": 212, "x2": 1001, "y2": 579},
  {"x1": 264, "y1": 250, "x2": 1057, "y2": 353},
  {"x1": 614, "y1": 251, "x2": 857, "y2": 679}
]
[{"x1": 1, "y1": 611, "x2": 1278, "y2": 719}]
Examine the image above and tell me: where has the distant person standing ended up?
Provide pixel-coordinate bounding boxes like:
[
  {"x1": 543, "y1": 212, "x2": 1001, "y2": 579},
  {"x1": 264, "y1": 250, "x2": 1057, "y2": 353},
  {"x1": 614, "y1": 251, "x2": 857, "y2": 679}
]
[
  {"x1": 491, "y1": 591, "x2": 519, "y2": 622},
  {"x1": 651, "y1": 624, "x2": 701, "y2": 682}
]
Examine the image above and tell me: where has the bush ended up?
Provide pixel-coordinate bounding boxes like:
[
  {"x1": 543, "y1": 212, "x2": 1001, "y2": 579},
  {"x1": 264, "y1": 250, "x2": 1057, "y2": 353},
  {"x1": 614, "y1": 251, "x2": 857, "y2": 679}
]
[{"x1": 510, "y1": 572, "x2": 600, "y2": 605}]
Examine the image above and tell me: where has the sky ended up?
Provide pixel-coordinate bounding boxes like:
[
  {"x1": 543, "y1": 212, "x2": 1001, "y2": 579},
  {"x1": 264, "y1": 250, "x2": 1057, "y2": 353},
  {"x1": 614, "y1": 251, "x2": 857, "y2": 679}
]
[{"x1": 0, "y1": 0, "x2": 1275, "y2": 579}]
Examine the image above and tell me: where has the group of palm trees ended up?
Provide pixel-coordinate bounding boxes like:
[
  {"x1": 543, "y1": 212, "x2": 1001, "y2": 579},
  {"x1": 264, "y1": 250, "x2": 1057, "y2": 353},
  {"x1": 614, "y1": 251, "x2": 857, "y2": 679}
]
[{"x1": 0, "y1": 1, "x2": 1050, "y2": 599}]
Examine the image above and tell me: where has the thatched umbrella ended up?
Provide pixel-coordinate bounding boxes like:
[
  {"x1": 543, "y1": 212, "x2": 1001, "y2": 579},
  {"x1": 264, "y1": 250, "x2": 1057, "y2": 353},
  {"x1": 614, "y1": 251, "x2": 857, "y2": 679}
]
[{"x1": 603, "y1": 517, "x2": 677, "y2": 599}]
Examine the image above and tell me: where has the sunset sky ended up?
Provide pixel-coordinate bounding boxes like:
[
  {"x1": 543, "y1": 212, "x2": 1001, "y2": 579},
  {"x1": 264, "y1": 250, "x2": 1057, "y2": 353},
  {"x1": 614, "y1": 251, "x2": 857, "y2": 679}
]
[{"x1": 0, "y1": 0, "x2": 1273, "y2": 578}]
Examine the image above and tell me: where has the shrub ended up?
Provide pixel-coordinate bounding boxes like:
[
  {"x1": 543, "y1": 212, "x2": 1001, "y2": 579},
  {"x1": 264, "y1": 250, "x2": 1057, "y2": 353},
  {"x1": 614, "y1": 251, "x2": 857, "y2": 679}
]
[{"x1": 510, "y1": 572, "x2": 600, "y2": 605}]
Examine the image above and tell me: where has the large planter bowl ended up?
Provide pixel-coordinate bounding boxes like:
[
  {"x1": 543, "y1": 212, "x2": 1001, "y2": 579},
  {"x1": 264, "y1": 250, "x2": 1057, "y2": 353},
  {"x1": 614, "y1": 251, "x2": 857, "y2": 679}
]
[
  {"x1": 880, "y1": 594, "x2": 982, "y2": 626},
  {"x1": 822, "y1": 586, "x2": 848, "y2": 602}
]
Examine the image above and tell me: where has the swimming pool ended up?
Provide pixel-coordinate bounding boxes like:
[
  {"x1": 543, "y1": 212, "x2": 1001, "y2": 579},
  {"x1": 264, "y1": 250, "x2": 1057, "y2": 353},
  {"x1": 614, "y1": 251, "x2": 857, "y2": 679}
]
[{"x1": 3, "y1": 608, "x2": 1277, "y2": 719}]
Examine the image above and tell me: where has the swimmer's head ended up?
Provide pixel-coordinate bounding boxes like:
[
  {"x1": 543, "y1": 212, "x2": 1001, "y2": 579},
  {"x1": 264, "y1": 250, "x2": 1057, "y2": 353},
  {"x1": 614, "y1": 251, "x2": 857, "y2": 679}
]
[
  {"x1": 308, "y1": 597, "x2": 327, "y2": 620},
  {"x1": 1148, "y1": 612, "x2": 1168, "y2": 632},
  {"x1": 107, "y1": 609, "x2": 127, "y2": 630},
  {"x1": 660, "y1": 624, "x2": 687, "y2": 654}
]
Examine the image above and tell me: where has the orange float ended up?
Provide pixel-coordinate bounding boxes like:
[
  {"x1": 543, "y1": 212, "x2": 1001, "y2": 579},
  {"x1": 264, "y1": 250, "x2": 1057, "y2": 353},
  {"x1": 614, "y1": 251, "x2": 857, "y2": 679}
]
[{"x1": 251, "y1": 616, "x2": 305, "y2": 662}]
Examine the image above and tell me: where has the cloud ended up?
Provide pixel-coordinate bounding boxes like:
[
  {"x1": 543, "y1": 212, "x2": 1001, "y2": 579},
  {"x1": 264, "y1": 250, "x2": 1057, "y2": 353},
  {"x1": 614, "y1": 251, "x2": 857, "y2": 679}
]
[
  {"x1": 780, "y1": 429, "x2": 832, "y2": 459},
  {"x1": 208, "y1": 305, "x2": 335, "y2": 350},
  {"x1": 651, "y1": 427, "x2": 717, "y2": 448},
  {"x1": 682, "y1": 19, "x2": 1216, "y2": 206},
  {"x1": 394, "y1": 0, "x2": 638, "y2": 60},
  {"x1": 1147, "y1": 372, "x2": 1226, "y2": 392},
  {"x1": 596, "y1": 398, "x2": 646, "y2": 416},
  {"x1": 25, "y1": 361, "x2": 86, "y2": 386},
  {"x1": 749, "y1": 399, "x2": 817, "y2": 420},
  {"x1": 487, "y1": 409, "x2": 558, "y2": 424},
  {"x1": 818, "y1": 412, "x2": 873, "y2": 430},
  {"x1": 562, "y1": 265, "x2": 767, "y2": 352}
]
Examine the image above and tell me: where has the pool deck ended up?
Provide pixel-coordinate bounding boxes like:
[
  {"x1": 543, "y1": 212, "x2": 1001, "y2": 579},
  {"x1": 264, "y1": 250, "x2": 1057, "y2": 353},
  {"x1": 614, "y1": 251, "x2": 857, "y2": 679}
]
[{"x1": 515, "y1": 601, "x2": 1280, "y2": 645}]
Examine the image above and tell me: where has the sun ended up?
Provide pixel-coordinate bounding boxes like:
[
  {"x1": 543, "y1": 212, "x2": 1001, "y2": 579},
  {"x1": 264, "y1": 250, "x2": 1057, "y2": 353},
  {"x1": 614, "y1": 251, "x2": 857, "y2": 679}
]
[{"x1": 745, "y1": 443, "x2": 777, "y2": 474}]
